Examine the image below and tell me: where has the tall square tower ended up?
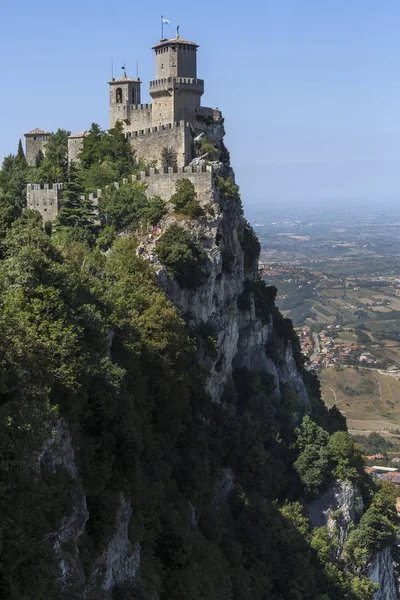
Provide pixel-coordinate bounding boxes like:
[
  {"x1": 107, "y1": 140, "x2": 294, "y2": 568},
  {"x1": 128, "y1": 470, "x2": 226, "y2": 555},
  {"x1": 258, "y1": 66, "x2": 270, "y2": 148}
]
[
  {"x1": 109, "y1": 73, "x2": 143, "y2": 129},
  {"x1": 150, "y1": 36, "x2": 204, "y2": 125}
]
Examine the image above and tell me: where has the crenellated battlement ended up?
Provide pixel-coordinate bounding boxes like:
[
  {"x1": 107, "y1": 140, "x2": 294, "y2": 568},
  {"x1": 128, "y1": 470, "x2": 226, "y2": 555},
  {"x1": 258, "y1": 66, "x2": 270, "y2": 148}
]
[
  {"x1": 126, "y1": 120, "x2": 190, "y2": 139},
  {"x1": 115, "y1": 103, "x2": 152, "y2": 112},
  {"x1": 27, "y1": 182, "x2": 64, "y2": 221},
  {"x1": 150, "y1": 77, "x2": 204, "y2": 87},
  {"x1": 27, "y1": 165, "x2": 214, "y2": 222},
  {"x1": 27, "y1": 183, "x2": 64, "y2": 191}
]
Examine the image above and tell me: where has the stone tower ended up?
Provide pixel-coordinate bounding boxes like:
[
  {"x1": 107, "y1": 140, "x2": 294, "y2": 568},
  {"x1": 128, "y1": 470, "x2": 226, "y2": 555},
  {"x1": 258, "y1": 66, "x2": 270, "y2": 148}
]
[
  {"x1": 109, "y1": 73, "x2": 143, "y2": 129},
  {"x1": 150, "y1": 36, "x2": 204, "y2": 125},
  {"x1": 24, "y1": 128, "x2": 51, "y2": 166}
]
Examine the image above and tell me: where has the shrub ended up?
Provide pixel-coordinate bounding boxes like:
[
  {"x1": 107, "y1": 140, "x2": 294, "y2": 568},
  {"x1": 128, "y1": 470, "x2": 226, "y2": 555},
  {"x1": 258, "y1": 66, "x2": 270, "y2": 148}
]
[
  {"x1": 140, "y1": 196, "x2": 166, "y2": 226},
  {"x1": 156, "y1": 224, "x2": 207, "y2": 289},
  {"x1": 99, "y1": 181, "x2": 148, "y2": 232},
  {"x1": 161, "y1": 146, "x2": 178, "y2": 170},
  {"x1": 170, "y1": 179, "x2": 204, "y2": 218},
  {"x1": 198, "y1": 138, "x2": 219, "y2": 160}
]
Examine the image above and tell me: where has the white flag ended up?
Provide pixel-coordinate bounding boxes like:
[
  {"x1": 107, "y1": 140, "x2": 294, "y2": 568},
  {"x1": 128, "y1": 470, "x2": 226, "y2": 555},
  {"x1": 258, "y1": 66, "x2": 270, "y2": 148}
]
[{"x1": 162, "y1": 17, "x2": 170, "y2": 24}]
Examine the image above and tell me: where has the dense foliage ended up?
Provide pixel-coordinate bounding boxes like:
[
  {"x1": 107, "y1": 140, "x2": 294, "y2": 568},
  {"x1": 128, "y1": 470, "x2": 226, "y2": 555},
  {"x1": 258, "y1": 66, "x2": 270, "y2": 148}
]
[
  {"x1": 156, "y1": 224, "x2": 208, "y2": 289},
  {"x1": 0, "y1": 139, "x2": 398, "y2": 600},
  {"x1": 170, "y1": 178, "x2": 203, "y2": 218}
]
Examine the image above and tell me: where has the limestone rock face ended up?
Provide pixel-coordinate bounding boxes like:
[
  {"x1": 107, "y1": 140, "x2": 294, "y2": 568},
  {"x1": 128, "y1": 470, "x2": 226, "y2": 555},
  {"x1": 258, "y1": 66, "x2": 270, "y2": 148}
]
[
  {"x1": 155, "y1": 175, "x2": 310, "y2": 410},
  {"x1": 308, "y1": 480, "x2": 361, "y2": 557},
  {"x1": 368, "y1": 547, "x2": 398, "y2": 600},
  {"x1": 40, "y1": 419, "x2": 89, "y2": 589},
  {"x1": 213, "y1": 467, "x2": 235, "y2": 509},
  {"x1": 88, "y1": 497, "x2": 141, "y2": 592},
  {"x1": 40, "y1": 420, "x2": 140, "y2": 596},
  {"x1": 308, "y1": 480, "x2": 398, "y2": 596}
]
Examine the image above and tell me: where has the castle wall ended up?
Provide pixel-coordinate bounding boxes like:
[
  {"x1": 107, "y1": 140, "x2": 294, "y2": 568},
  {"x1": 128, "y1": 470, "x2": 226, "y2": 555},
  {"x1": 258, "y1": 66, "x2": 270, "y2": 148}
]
[
  {"x1": 26, "y1": 167, "x2": 213, "y2": 222},
  {"x1": 151, "y1": 94, "x2": 174, "y2": 126},
  {"x1": 176, "y1": 45, "x2": 197, "y2": 78},
  {"x1": 139, "y1": 166, "x2": 213, "y2": 204},
  {"x1": 110, "y1": 103, "x2": 152, "y2": 131},
  {"x1": 127, "y1": 121, "x2": 192, "y2": 168},
  {"x1": 155, "y1": 45, "x2": 178, "y2": 79},
  {"x1": 27, "y1": 183, "x2": 63, "y2": 221},
  {"x1": 25, "y1": 134, "x2": 50, "y2": 167},
  {"x1": 174, "y1": 90, "x2": 201, "y2": 124},
  {"x1": 68, "y1": 137, "x2": 85, "y2": 163}
]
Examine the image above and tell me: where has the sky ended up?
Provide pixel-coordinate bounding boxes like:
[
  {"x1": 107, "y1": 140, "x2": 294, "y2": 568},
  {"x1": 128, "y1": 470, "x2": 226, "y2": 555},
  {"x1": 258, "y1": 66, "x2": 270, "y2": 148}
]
[{"x1": 1, "y1": 0, "x2": 400, "y2": 206}]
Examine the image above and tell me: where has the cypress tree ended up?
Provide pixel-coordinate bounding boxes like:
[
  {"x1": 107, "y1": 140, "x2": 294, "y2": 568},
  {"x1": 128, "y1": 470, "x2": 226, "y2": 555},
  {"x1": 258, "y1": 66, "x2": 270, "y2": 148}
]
[
  {"x1": 56, "y1": 163, "x2": 95, "y2": 229},
  {"x1": 35, "y1": 149, "x2": 44, "y2": 168},
  {"x1": 16, "y1": 139, "x2": 27, "y2": 168}
]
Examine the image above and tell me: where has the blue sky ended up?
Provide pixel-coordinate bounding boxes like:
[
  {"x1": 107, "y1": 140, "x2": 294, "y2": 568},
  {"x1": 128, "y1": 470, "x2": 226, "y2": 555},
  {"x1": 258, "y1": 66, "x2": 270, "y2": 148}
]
[{"x1": 1, "y1": 0, "x2": 400, "y2": 205}]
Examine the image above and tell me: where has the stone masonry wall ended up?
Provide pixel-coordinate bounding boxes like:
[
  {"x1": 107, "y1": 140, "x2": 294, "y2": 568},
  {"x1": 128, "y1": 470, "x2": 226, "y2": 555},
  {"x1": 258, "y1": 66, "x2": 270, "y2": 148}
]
[
  {"x1": 68, "y1": 137, "x2": 85, "y2": 163},
  {"x1": 139, "y1": 165, "x2": 213, "y2": 203},
  {"x1": 25, "y1": 134, "x2": 50, "y2": 167},
  {"x1": 128, "y1": 121, "x2": 192, "y2": 168},
  {"x1": 27, "y1": 167, "x2": 213, "y2": 222},
  {"x1": 27, "y1": 183, "x2": 64, "y2": 221},
  {"x1": 110, "y1": 103, "x2": 152, "y2": 131}
]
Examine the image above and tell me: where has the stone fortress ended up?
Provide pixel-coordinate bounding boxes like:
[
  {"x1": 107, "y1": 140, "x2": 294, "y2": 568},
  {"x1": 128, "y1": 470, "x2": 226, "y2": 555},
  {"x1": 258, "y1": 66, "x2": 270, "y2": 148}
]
[{"x1": 26, "y1": 32, "x2": 225, "y2": 220}]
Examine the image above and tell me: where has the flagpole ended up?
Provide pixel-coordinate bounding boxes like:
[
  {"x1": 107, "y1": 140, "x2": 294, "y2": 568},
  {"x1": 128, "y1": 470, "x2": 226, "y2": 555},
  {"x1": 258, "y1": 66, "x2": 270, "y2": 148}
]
[{"x1": 161, "y1": 15, "x2": 163, "y2": 40}]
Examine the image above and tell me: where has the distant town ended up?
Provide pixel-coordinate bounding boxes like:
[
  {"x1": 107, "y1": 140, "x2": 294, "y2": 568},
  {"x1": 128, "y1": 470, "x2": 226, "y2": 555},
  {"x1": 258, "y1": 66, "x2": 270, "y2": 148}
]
[{"x1": 249, "y1": 201, "x2": 400, "y2": 437}]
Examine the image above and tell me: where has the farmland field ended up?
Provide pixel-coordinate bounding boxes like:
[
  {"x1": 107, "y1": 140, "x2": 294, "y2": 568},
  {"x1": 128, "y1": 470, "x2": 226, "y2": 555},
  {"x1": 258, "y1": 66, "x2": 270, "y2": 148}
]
[{"x1": 321, "y1": 367, "x2": 400, "y2": 435}]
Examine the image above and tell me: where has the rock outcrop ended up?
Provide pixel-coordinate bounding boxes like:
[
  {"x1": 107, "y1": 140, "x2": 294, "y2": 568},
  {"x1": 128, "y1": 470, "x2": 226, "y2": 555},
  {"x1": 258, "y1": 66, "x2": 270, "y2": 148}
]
[
  {"x1": 308, "y1": 480, "x2": 398, "y2": 597},
  {"x1": 368, "y1": 547, "x2": 397, "y2": 600},
  {"x1": 308, "y1": 480, "x2": 361, "y2": 557}
]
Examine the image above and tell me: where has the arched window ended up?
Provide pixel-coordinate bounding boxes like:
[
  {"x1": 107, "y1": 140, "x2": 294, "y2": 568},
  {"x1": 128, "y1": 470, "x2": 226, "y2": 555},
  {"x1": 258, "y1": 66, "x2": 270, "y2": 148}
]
[
  {"x1": 132, "y1": 88, "x2": 136, "y2": 104},
  {"x1": 116, "y1": 88, "x2": 122, "y2": 103}
]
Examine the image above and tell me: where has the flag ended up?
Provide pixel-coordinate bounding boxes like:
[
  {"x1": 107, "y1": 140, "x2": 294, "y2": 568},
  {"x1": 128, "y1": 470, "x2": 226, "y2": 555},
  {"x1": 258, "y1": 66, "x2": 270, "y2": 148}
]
[{"x1": 162, "y1": 17, "x2": 170, "y2": 24}]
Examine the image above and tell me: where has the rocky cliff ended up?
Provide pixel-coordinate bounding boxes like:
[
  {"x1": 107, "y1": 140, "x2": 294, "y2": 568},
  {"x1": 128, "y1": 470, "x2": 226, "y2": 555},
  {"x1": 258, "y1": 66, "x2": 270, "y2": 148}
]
[
  {"x1": 309, "y1": 480, "x2": 398, "y2": 599},
  {"x1": 2, "y1": 117, "x2": 398, "y2": 600}
]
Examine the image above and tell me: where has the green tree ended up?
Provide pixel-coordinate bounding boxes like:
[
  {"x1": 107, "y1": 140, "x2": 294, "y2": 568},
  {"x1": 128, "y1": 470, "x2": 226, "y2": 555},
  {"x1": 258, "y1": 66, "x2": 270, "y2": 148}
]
[
  {"x1": 161, "y1": 146, "x2": 178, "y2": 170},
  {"x1": 35, "y1": 148, "x2": 45, "y2": 168},
  {"x1": 16, "y1": 139, "x2": 27, "y2": 168},
  {"x1": 99, "y1": 181, "x2": 148, "y2": 232},
  {"x1": 56, "y1": 164, "x2": 95, "y2": 240},
  {"x1": 0, "y1": 152, "x2": 28, "y2": 207},
  {"x1": 33, "y1": 129, "x2": 70, "y2": 182},
  {"x1": 78, "y1": 123, "x2": 105, "y2": 168},
  {"x1": 156, "y1": 224, "x2": 207, "y2": 289},
  {"x1": 170, "y1": 179, "x2": 203, "y2": 218},
  {"x1": 104, "y1": 121, "x2": 135, "y2": 180}
]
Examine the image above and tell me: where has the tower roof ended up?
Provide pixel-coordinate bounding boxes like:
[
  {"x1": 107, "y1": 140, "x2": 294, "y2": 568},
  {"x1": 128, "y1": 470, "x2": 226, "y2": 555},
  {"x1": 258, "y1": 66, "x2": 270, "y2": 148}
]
[
  {"x1": 68, "y1": 131, "x2": 89, "y2": 139},
  {"x1": 24, "y1": 128, "x2": 51, "y2": 136},
  {"x1": 152, "y1": 36, "x2": 198, "y2": 50}
]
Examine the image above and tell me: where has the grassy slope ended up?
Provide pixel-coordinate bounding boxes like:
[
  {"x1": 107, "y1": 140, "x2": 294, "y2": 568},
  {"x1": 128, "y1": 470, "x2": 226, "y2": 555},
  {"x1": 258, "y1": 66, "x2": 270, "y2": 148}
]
[{"x1": 321, "y1": 366, "x2": 400, "y2": 435}]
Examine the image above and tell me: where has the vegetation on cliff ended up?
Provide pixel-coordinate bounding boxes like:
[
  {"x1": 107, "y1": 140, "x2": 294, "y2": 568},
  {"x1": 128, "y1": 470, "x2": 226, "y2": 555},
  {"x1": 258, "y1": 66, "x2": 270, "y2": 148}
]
[{"x1": 0, "y1": 139, "x2": 398, "y2": 600}]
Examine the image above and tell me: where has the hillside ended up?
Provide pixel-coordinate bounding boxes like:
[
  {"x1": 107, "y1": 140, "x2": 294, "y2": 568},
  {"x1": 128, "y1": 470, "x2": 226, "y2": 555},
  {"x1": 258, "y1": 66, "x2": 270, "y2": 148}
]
[
  {"x1": 321, "y1": 367, "x2": 400, "y2": 435},
  {"x1": 0, "y1": 118, "x2": 399, "y2": 599}
]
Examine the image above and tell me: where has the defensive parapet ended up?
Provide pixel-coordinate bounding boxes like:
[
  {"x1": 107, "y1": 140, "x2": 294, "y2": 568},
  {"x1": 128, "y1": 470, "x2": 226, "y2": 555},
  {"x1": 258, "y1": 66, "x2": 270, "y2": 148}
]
[
  {"x1": 27, "y1": 183, "x2": 64, "y2": 221},
  {"x1": 26, "y1": 166, "x2": 214, "y2": 222},
  {"x1": 110, "y1": 102, "x2": 152, "y2": 131},
  {"x1": 131, "y1": 165, "x2": 213, "y2": 204},
  {"x1": 149, "y1": 77, "x2": 204, "y2": 96},
  {"x1": 127, "y1": 120, "x2": 192, "y2": 168},
  {"x1": 126, "y1": 120, "x2": 190, "y2": 138}
]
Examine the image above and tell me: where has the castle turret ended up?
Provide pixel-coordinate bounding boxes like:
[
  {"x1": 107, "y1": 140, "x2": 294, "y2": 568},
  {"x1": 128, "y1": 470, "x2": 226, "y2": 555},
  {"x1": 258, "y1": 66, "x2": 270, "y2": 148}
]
[
  {"x1": 24, "y1": 128, "x2": 51, "y2": 166},
  {"x1": 150, "y1": 35, "x2": 204, "y2": 125},
  {"x1": 109, "y1": 73, "x2": 142, "y2": 129},
  {"x1": 68, "y1": 131, "x2": 89, "y2": 163}
]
